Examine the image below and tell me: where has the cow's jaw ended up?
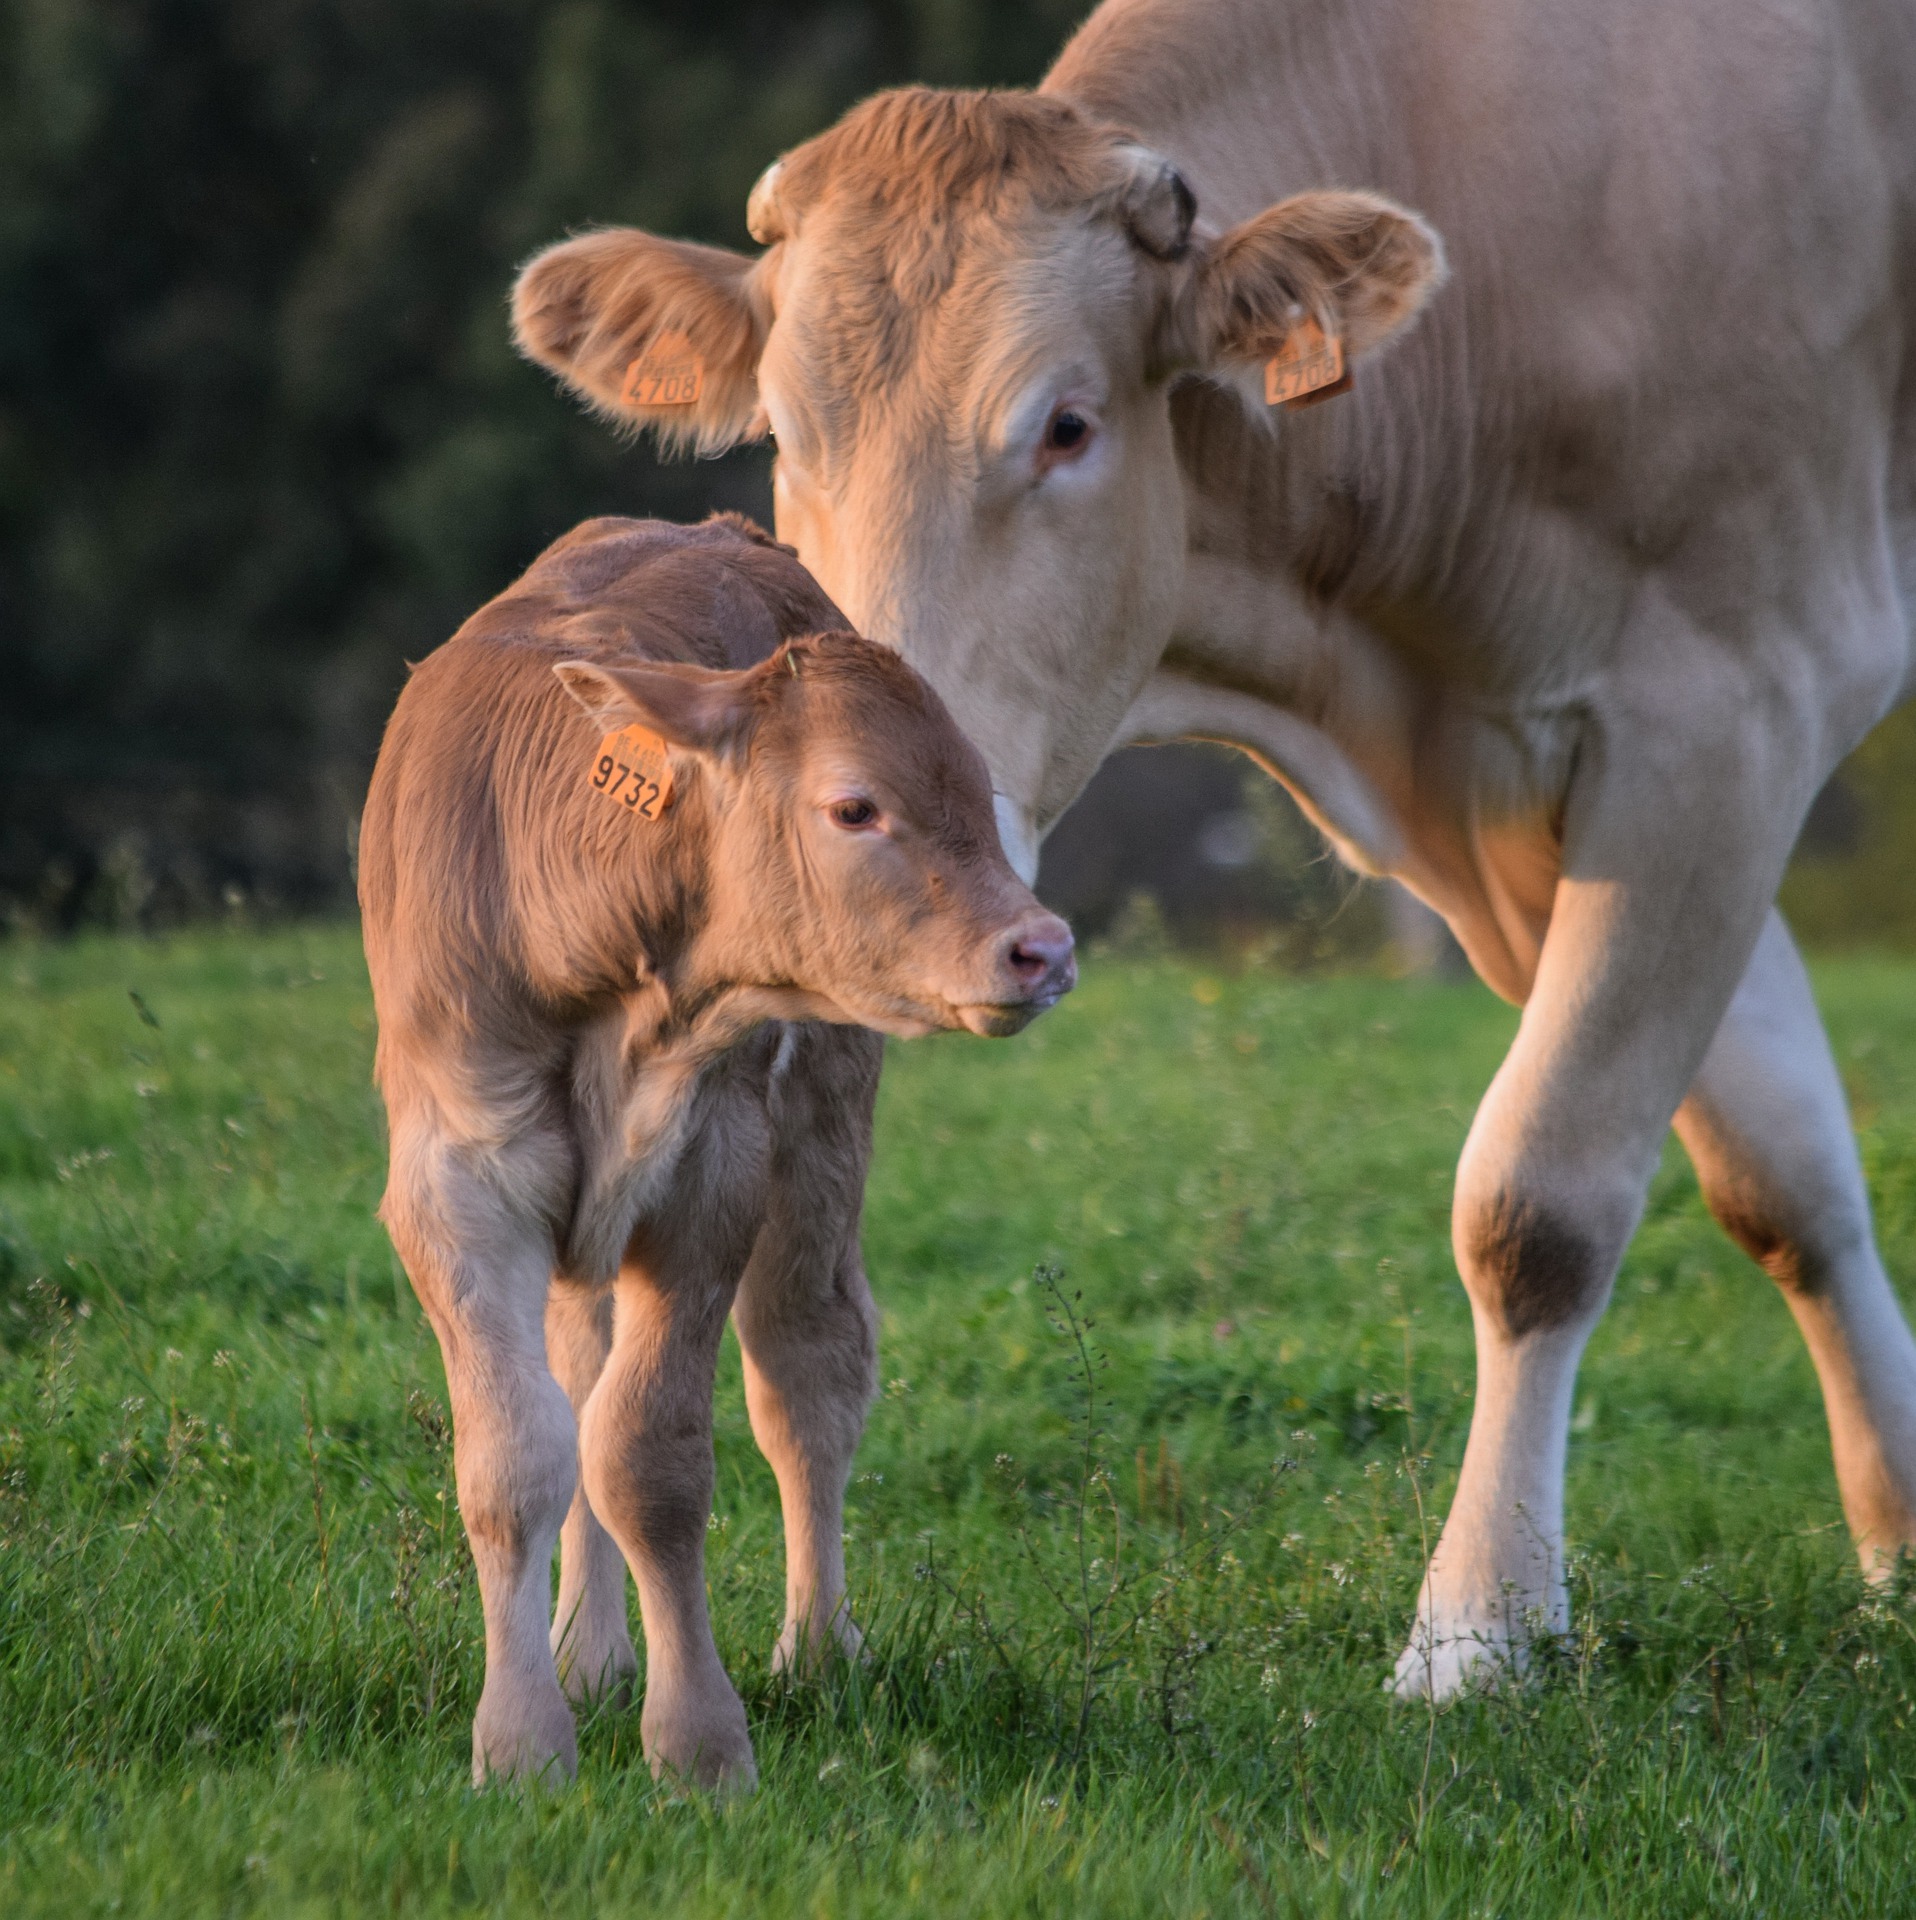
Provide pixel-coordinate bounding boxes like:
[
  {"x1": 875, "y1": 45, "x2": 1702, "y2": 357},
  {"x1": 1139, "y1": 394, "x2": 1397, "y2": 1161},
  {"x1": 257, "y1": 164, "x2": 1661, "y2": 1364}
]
[{"x1": 992, "y1": 794, "x2": 1041, "y2": 887}]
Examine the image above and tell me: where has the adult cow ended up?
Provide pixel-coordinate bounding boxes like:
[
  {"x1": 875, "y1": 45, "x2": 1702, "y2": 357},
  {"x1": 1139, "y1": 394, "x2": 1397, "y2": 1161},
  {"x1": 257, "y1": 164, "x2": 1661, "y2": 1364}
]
[{"x1": 512, "y1": 0, "x2": 1916, "y2": 1696}]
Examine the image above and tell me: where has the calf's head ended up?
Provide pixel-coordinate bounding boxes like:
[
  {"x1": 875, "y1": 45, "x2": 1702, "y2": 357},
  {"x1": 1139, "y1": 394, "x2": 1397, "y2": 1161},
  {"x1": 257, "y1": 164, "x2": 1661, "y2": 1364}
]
[
  {"x1": 555, "y1": 634, "x2": 1074, "y2": 1037},
  {"x1": 516, "y1": 88, "x2": 1443, "y2": 879}
]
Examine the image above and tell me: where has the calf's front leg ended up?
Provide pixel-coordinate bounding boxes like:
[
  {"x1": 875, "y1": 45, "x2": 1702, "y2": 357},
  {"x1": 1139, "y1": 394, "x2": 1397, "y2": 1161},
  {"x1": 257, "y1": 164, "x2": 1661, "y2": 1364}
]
[{"x1": 383, "y1": 1135, "x2": 580, "y2": 1784}]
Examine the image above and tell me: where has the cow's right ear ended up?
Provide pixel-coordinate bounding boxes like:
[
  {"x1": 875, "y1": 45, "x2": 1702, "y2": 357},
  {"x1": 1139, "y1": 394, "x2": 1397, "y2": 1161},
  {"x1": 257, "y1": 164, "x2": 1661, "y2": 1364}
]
[
  {"x1": 554, "y1": 659, "x2": 756, "y2": 760},
  {"x1": 513, "y1": 230, "x2": 768, "y2": 455}
]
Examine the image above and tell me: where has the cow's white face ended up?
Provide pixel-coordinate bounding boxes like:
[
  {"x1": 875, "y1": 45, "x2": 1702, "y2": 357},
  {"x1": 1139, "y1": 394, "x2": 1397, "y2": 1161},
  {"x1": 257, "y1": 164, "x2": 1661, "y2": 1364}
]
[
  {"x1": 758, "y1": 204, "x2": 1189, "y2": 872},
  {"x1": 512, "y1": 89, "x2": 1442, "y2": 878}
]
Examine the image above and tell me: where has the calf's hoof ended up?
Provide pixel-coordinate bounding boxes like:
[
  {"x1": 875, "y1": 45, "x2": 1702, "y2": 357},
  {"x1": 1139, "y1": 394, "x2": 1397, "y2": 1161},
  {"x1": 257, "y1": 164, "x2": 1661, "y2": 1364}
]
[
  {"x1": 642, "y1": 1690, "x2": 757, "y2": 1794},
  {"x1": 770, "y1": 1607, "x2": 865, "y2": 1679},
  {"x1": 553, "y1": 1627, "x2": 640, "y2": 1710},
  {"x1": 472, "y1": 1679, "x2": 579, "y2": 1789}
]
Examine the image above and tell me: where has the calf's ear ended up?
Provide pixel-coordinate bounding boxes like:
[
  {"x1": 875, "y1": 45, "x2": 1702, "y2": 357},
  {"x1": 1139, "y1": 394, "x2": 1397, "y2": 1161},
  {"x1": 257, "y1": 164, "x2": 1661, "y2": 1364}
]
[
  {"x1": 514, "y1": 230, "x2": 767, "y2": 455},
  {"x1": 555, "y1": 660, "x2": 755, "y2": 760},
  {"x1": 1189, "y1": 190, "x2": 1444, "y2": 374}
]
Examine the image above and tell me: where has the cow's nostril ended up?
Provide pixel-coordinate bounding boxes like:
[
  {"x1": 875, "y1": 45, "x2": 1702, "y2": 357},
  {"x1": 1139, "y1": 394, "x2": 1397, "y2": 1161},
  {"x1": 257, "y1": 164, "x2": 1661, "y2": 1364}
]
[{"x1": 1009, "y1": 942, "x2": 1049, "y2": 980}]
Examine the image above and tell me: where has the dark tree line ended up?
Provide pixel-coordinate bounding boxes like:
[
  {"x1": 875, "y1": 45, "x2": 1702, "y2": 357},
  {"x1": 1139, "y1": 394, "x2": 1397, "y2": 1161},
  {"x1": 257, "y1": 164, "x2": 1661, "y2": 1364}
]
[{"x1": 0, "y1": 0, "x2": 1083, "y2": 926}]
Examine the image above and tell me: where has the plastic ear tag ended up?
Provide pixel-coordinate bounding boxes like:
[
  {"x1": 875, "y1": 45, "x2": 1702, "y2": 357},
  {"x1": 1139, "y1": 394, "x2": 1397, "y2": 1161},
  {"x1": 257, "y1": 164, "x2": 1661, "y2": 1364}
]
[
  {"x1": 1264, "y1": 317, "x2": 1349, "y2": 409},
  {"x1": 619, "y1": 330, "x2": 704, "y2": 408},
  {"x1": 588, "y1": 724, "x2": 675, "y2": 821}
]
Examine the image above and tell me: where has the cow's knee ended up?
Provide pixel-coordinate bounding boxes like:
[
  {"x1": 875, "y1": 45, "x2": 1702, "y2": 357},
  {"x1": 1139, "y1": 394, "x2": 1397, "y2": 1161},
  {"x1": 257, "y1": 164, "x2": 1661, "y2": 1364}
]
[{"x1": 1453, "y1": 1164, "x2": 1637, "y2": 1338}]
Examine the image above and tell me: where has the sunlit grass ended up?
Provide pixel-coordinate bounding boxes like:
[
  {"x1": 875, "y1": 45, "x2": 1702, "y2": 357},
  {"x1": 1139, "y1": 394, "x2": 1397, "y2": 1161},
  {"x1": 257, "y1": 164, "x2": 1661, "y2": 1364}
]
[{"x1": 4, "y1": 927, "x2": 1916, "y2": 1914}]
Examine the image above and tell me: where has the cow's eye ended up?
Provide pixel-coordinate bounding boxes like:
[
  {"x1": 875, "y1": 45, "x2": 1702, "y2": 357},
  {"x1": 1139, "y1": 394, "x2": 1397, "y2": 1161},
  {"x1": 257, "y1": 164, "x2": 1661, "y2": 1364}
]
[
  {"x1": 1045, "y1": 409, "x2": 1091, "y2": 455},
  {"x1": 827, "y1": 797, "x2": 878, "y2": 830}
]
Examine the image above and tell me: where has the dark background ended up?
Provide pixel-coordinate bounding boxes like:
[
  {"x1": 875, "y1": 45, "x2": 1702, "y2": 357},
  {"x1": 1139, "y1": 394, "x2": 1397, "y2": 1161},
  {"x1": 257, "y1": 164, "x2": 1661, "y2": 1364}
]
[{"x1": 3, "y1": 0, "x2": 1908, "y2": 949}]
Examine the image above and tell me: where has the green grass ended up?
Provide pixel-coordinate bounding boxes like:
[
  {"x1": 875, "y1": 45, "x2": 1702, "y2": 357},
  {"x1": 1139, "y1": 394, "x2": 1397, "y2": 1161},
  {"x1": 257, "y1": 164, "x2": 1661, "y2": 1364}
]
[{"x1": 6, "y1": 928, "x2": 1916, "y2": 1915}]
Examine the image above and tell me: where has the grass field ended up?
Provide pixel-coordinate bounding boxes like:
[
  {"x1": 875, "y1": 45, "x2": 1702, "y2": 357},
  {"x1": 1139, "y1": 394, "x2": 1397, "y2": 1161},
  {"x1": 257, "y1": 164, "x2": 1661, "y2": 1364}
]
[{"x1": 5, "y1": 929, "x2": 1916, "y2": 1915}]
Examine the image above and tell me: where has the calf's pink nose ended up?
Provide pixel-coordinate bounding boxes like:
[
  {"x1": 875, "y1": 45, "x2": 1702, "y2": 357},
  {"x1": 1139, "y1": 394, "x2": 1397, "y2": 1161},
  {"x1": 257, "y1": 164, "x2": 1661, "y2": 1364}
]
[{"x1": 1002, "y1": 911, "x2": 1077, "y2": 1006}]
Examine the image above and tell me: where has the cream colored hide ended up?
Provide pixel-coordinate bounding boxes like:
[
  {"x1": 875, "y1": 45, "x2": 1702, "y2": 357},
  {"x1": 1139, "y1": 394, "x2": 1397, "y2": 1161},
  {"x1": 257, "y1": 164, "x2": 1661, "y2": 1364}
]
[{"x1": 514, "y1": 0, "x2": 1916, "y2": 1699}]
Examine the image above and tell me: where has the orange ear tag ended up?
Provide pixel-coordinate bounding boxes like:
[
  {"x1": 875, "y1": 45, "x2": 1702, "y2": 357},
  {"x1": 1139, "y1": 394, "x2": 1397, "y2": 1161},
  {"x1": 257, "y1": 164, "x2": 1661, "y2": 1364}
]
[
  {"x1": 1264, "y1": 317, "x2": 1350, "y2": 409},
  {"x1": 588, "y1": 724, "x2": 676, "y2": 822},
  {"x1": 619, "y1": 330, "x2": 704, "y2": 408}
]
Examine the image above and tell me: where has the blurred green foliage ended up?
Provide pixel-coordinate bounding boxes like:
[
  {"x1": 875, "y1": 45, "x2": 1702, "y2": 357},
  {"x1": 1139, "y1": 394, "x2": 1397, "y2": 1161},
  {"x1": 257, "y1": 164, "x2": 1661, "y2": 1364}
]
[
  {"x1": 0, "y1": 0, "x2": 1083, "y2": 927},
  {"x1": 1782, "y1": 705, "x2": 1916, "y2": 953}
]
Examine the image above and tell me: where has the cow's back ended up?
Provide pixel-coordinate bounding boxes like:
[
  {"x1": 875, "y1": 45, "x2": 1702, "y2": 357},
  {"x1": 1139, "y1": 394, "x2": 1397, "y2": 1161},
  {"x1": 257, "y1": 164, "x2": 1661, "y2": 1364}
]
[{"x1": 359, "y1": 515, "x2": 846, "y2": 1034}]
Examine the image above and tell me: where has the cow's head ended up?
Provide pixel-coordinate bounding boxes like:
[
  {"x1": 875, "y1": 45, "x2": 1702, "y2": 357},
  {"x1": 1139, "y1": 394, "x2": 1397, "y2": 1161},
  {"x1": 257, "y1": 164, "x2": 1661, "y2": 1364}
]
[
  {"x1": 555, "y1": 633, "x2": 1074, "y2": 1037},
  {"x1": 518, "y1": 89, "x2": 1442, "y2": 877}
]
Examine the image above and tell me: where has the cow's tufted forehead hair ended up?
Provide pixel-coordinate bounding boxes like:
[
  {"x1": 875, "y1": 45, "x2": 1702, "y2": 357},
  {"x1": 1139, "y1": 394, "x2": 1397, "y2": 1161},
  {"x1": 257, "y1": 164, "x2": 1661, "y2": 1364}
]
[
  {"x1": 765, "y1": 88, "x2": 1135, "y2": 246},
  {"x1": 757, "y1": 90, "x2": 1162, "y2": 453}
]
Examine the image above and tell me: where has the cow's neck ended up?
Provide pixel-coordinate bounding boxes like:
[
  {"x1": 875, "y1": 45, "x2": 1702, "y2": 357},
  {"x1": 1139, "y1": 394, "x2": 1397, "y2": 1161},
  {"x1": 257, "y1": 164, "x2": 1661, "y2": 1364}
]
[{"x1": 1049, "y1": 0, "x2": 1503, "y2": 676}]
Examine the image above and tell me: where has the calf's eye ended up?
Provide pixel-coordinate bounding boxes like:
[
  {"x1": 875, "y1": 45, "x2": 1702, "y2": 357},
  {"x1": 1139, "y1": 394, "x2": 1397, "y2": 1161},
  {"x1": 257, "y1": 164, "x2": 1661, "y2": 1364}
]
[{"x1": 828, "y1": 798, "x2": 878, "y2": 830}]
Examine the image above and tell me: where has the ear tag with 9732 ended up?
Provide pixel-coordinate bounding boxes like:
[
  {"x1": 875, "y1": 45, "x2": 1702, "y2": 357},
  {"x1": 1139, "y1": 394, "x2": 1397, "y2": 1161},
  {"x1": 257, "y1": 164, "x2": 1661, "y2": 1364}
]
[
  {"x1": 619, "y1": 330, "x2": 704, "y2": 408},
  {"x1": 588, "y1": 724, "x2": 675, "y2": 822},
  {"x1": 1264, "y1": 316, "x2": 1350, "y2": 409}
]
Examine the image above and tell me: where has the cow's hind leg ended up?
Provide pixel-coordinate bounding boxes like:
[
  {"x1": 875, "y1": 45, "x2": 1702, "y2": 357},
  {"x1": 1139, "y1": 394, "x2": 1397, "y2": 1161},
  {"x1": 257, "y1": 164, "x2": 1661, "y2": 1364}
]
[
  {"x1": 545, "y1": 1280, "x2": 638, "y2": 1703},
  {"x1": 733, "y1": 1027, "x2": 882, "y2": 1674},
  {"x1": 383, "y1": 1134, "x2": 579, "y2": 1786},
  {"x1": 1676, "y1": 910, "x2": 1916, "y2": 1573}
]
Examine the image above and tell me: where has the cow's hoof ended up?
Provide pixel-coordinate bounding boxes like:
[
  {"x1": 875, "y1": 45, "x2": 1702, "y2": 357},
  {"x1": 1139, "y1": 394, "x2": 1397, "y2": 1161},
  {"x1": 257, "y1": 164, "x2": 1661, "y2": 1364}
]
[
  {"x1": 472, "y1": 1680, "x2": 579, "y2": 1789},
  {"x1": 1388, "y1": 1622, "x2": 1515, "y2": 1702},
  {"x1": 642, "y1": 1693, "x2": 757, "y2": 1794}
]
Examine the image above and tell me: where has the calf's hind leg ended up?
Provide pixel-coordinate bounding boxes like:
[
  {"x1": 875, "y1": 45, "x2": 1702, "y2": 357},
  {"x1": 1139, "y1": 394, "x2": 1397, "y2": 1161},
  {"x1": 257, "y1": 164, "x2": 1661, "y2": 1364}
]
[
  {"x1": 545, "y1": 1280, "x2": 637, "y2": 1703},
  {"x1": 382, "y1": 1133, "x2": 579, "y2": 1785},
  {"x1": 733, "y1": 1027, "x2": 883, "y2": 1673},
  {"x1": 1676, "y1": 910, "x2": 1916, "y2": 1574},
  {"x1": 577, "y1": 1159, "x2": 763, "y2": 1789}
]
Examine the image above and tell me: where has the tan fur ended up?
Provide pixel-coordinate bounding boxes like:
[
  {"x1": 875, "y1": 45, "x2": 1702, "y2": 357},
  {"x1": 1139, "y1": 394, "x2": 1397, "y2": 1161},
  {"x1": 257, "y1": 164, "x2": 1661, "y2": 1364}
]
[
  {"x1": 361, "y1": 513, "x2": 1072, "y2": 1788},
  {"x1": 513, "y1": 0, "x2": 1916, "y2": 1702}
]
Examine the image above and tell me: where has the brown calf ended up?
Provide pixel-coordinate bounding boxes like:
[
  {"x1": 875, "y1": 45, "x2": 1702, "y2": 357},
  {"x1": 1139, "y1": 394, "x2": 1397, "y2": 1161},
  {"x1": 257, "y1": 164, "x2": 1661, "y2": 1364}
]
[{"x1": 359, "y1": 513, "x2": 1073, "y2": 1789}]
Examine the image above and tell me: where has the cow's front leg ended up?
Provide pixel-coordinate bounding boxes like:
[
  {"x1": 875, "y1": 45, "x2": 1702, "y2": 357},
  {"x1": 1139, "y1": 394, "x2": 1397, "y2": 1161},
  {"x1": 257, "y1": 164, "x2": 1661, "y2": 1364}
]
[
  {"x1": 1392, "y1": 681, "x2": 1808, "y2": 1699},
  {"x1": 383, "y1": 1140, "x2": 580, "y2": 1785},
  {"x1": 545, "y1": 1279, "x2": 637, "y2": 1704},
  {"x1": 580, "y1": 1217, "x2": 758, "y2": 1790},
  {"x1": 1678, "y1": 910, "x2": 1916, "y2": 1574},
  {"x1": 734, "y1": 1027, "x2": 881, "y2": 1675}
]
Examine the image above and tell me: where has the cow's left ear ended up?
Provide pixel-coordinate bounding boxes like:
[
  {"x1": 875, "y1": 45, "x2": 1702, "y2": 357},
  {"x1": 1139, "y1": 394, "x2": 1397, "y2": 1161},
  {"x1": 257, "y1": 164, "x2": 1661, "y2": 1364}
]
[
  {"x1": 1186, "y1": 190, "x2": 1445, "y2": 375},
  {"x1": 554, "y1": 660, "x2": 756, "y2": 760},
  {"x1": 514, "y1": 229, "x2": 768, "y2": 455}
]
